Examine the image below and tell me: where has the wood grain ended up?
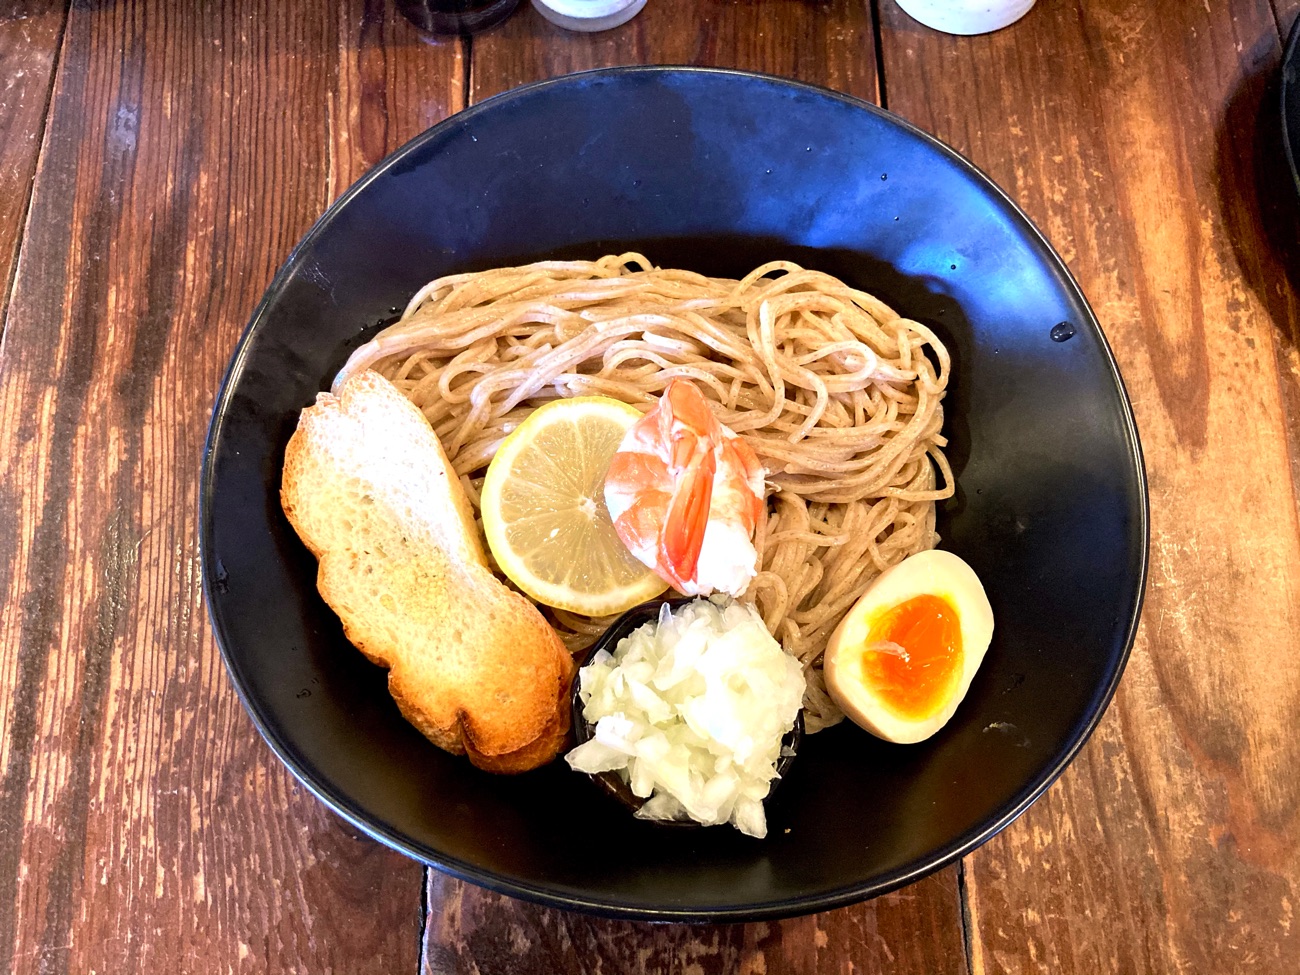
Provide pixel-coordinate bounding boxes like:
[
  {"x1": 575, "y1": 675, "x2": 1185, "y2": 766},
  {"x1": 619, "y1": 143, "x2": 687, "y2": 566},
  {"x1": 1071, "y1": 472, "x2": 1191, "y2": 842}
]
[
  {"x1": 470, "y1": 0, "x2": 880, "y2": 104},
  {"x1": 0, "y1": 1, "x2": 457, "y2": 971},
  {"x1": 0, "y1": 1, "x2": 66, "y2": 327},
  {"x1": 330, "y1": 0, "x2": 465, "y2": 200},
  {"x1": 423, "y1": 868, "x2": 968, "y2": 975},
  {"x1": 879, "y1": 1, "x2": 1300, "y2": 972}
]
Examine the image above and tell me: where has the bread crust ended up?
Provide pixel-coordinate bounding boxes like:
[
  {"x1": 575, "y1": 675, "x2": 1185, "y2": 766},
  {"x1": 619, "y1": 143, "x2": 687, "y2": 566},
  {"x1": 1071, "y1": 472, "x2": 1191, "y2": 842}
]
[{"x1": 281, "y1": 371, "x2": 574, "y2": 774}]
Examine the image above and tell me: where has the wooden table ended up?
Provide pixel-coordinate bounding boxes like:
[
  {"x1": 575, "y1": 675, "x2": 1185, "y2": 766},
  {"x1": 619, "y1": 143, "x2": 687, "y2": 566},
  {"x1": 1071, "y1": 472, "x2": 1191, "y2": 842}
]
[{"x1": 1, "y1": 0, "x2": 1297, "y2": 971}]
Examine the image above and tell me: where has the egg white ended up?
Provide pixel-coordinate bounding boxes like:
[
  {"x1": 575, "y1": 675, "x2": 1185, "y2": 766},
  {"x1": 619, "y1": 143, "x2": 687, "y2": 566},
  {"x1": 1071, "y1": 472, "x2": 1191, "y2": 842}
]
[{"x1": 824, "y1": 549, "x2": 994, "y2": 744}]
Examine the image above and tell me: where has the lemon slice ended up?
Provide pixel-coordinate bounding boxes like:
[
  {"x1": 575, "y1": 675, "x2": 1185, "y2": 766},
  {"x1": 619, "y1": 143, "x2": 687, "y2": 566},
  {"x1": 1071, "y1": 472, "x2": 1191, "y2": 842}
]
[{"x1": 481, "y1": 396, "x2": 669, "y2": 616}]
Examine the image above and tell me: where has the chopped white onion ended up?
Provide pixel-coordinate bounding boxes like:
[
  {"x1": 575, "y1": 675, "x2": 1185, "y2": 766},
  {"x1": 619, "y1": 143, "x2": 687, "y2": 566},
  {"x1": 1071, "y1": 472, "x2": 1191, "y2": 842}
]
[{"x1": 565, "y1": 598, "x2": 806, "y2": 838}]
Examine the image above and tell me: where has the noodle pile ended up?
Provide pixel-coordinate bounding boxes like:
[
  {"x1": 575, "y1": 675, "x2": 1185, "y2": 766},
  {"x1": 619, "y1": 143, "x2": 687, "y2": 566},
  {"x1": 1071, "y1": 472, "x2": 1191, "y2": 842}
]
[{"x1": 335, "y1": 254, "x2": 952, "y2": 731}]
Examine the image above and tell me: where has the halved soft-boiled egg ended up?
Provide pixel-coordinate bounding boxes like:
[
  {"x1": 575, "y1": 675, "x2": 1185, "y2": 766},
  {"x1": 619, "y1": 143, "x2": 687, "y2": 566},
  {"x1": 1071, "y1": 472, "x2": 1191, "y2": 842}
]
[{"x1": 824, "y1": 549, "x2": 994, "y2": 744}]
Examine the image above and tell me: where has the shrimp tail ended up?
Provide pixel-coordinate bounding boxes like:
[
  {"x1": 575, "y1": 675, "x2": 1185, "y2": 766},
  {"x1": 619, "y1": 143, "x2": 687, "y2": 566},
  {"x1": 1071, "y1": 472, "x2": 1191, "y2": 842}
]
[
  {"x1": 659, "y1": 445, "x2": 715, "y2": 594},
  {"x1": 604, "y1": 377, "x2": 767, "y2": 597}
]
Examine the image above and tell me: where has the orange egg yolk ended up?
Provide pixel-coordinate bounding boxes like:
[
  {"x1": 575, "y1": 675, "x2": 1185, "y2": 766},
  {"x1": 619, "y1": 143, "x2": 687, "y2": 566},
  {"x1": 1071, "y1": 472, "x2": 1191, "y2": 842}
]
[{"x1": 859, "y1": 594, "x2": 963, "y2": 720}]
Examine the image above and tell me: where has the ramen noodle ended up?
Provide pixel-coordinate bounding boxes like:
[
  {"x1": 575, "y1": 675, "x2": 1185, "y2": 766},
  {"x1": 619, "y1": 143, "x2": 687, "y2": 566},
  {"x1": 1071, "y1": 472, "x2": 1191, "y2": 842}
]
[{"x1": 335, "y1": 254, "x2": 952, "y2": 730}]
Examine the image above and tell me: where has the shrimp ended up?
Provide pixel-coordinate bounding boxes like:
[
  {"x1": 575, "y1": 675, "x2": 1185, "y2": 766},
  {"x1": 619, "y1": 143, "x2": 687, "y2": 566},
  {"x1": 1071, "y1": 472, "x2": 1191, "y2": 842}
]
[{"x1": 603, "y1": 379, "x2": 767, "y2": 597}]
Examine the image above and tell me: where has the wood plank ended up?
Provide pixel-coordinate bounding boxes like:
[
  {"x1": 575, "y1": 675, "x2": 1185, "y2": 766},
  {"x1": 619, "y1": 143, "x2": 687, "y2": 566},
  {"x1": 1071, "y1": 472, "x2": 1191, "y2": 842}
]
[
  {"x1": 1263, "y1": 0, "x2": 1300, "y2": 547},
  {"x1": 424, "y1": 869, "x2": 967, "y2": 975},
  {"x1": 879, "y1": 0, "x2": 1300, "y2": 972},
  {"x1": 470, "y1": 0, "x2": 880, "y2": 104},
  {"x1": 0, "y1": 1, "x2": 66, "y2": 325},
  {"x1": 417, "y1": 6, "x2": 968, "y2": 973},
  {"x1": 0, "y1": 1, "x2": 455, "y2": 971},
  {"x1": 1274, "y1": 1, "x2": 1299, "y2": 36},
  {"x1": 330, "y1": 0, "x2": 466, "y2": 199}
]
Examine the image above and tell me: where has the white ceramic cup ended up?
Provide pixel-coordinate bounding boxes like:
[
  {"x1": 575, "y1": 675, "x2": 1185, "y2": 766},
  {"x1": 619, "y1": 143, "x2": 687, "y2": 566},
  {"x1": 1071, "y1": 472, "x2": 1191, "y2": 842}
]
[
  {"x1": 531, "y1": 0, "x2": 646, "y2": 31},
  {"x1": 894, "y1": 0, "x2": 1036, "y2": 35}
]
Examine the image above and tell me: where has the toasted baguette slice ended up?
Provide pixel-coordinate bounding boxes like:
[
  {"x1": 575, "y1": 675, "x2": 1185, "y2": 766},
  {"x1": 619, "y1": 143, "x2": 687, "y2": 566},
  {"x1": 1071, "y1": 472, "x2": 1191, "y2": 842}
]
[{"x1": 281, "y1": 370, "x2": 574, "y2": 773}]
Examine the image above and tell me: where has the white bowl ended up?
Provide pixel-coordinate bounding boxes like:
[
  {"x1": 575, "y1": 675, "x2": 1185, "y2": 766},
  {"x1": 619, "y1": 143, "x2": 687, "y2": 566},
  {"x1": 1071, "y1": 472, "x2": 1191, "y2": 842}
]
[
  {"x1": 894, "y1": 0, "x2": 1035, "y2": 35},
  {"x1": 531, "y1": 0, "x2": 646, "y2": 32}
]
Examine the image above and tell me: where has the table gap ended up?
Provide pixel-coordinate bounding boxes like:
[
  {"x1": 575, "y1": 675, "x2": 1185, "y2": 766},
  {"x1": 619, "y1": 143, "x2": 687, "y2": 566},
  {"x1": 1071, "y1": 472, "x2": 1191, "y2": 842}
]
[{"x1": 0, "y1": 0, "x2": 72, "y2": 355}]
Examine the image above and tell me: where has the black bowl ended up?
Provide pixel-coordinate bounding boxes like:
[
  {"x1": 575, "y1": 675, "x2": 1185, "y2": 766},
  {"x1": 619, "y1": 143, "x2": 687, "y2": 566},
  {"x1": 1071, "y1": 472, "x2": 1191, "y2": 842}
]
[
  {"x1": 570, "y1": 599, "x2": 804, "y2": 826},
  {"x1": 1284, "y1": 15, "x2": 1300, "y2": 195},
  {"x1": 201, "y1": 67, "x2": 1148, "y2": 922}
]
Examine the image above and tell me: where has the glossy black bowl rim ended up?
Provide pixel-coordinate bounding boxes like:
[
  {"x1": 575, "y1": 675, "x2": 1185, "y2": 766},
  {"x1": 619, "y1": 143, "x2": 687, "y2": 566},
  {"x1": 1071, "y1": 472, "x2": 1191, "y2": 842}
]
[
  {"x1": 200, "y1": 65, "x2": 1150, "y2": 922},
  {"x1": 1283, "y1": 15, "x2": 1300, "y2": 195}
]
